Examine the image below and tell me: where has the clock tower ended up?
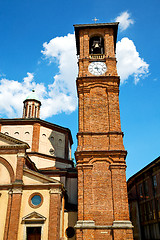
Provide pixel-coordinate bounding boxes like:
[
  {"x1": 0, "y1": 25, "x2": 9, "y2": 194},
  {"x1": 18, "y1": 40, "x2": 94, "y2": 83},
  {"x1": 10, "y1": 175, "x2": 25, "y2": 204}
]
[{"x1": 74, "y1": 23, "x2": 133, "y2": 240}]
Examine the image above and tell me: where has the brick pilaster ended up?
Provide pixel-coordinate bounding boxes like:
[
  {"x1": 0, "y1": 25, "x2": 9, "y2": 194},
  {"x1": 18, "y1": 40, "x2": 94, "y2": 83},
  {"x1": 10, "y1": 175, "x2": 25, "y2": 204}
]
[
  {"x1": 48, "y1": 188, "x2": 62, "y2": 240},
  {"x1": 4, "y1": 188, "x2": 22, "y2": 240},
  {"x1": 32, "y1": 123, "x2": 40, "y2": 152},
  {"x1": 15, "y1": 153, "x2": 25, "y2": 181}
]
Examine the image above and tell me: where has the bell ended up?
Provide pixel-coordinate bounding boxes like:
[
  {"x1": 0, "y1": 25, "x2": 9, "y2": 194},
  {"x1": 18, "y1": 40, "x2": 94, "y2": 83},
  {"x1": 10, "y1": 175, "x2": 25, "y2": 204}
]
[{"x1": 94, "y1": 42, "x2": 100, "y2": 48}]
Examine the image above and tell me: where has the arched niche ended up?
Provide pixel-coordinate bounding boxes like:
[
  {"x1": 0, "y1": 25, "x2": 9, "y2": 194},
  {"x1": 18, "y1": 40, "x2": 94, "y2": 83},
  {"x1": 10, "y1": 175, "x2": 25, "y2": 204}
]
[{"x1": 0, "y1": 157, "x2": 14, "y2": 184}]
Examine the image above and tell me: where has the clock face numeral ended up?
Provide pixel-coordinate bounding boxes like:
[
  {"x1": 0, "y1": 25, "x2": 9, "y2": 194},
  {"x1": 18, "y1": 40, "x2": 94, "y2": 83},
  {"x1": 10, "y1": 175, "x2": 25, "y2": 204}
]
[{"x1": 88, "y1": 62, "x2": 107, "y2": 76}]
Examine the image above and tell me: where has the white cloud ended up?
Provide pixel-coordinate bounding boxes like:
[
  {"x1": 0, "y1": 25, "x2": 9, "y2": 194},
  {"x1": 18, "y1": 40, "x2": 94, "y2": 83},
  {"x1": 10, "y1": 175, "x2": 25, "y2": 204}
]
[
  {"x1": 116, "y1": 37, "x2": 149, "y2": 84},
  {"x1": 41, "y1": 33, "x2": 77, "y2": 95},
  {"x1": 0, "y1": 73, "x2": 45, "y2": 118},
  {"x1": 0, "y1": 32, "x2": 149, "y2": 119},
  {"x1": 115, "y1": 11, "x2": 134, "y2": 31},
  {"x1": 40, "y1": 33, "x2": 78, "y2": 118}
]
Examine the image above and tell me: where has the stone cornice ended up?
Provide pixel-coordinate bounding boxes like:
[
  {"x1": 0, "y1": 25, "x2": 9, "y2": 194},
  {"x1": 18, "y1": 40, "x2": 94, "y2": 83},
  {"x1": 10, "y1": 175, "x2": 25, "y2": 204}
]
[
  {"x1": 0, "y1": 118, "x2": 73, "y2": 145},
  {"x1": 77, "y1": 131, "x2": 124, "y2": 137},
  {"x1": 75, "y1": 150, "x2": 127, "y2": 159},
  {"x1": 76, "y1": 75, "x2": 120, "y2": 83},
  {"x1": 0, "y1": 132, "x2": 29, "y2": 149}
]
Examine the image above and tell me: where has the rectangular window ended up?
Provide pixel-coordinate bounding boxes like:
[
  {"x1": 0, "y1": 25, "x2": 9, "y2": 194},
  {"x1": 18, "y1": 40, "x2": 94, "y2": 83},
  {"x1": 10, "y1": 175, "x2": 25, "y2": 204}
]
[
  {"x1": 153, "y1": 175, "x2": 157, "y2": 195},
  {"x1": 139, "y1": 183, "x2": 143, "y2": 199},
  {"x1": 144, "y1": 180, "x2": 149, "y2": 198}
]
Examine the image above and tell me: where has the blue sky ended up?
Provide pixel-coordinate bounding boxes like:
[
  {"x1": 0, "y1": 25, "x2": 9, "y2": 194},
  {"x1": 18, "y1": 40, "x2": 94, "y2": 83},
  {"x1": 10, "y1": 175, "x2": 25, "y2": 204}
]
[{"x1": 0, "y1": 0, "x2": 160, "y2": 179}]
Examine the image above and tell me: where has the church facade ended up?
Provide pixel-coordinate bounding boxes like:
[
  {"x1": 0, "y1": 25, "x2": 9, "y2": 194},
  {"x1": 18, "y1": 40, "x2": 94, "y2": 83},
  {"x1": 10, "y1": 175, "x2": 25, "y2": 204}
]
[
  {"x1": 0, "y1": 22, "x2": 133, "y2": 240},
  {"x1": 0, "y1": 91, "x2": 77, "y2": 240}
]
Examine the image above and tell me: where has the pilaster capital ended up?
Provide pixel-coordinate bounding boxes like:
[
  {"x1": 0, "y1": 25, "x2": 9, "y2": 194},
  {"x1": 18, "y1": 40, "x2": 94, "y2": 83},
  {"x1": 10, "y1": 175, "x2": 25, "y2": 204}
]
[
  {"x1": 49, "y1": 188, "x2": 62, "y2": 195},
  {"x1": 17, "y1": 152, "x2": 26, "y2": 158}
]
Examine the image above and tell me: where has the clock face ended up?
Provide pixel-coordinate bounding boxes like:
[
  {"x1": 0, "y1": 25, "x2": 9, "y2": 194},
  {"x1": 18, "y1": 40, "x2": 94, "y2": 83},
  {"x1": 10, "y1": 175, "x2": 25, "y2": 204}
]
[{"x1": 88, "y1": 62, "x2": 107, "y2": 76}]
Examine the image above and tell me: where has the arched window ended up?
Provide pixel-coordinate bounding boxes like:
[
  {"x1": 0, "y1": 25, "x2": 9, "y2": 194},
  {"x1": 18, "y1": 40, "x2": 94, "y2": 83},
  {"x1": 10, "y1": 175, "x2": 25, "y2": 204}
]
[{"x1": 89, "y1": 36, "x2": 104, "y2": 55}]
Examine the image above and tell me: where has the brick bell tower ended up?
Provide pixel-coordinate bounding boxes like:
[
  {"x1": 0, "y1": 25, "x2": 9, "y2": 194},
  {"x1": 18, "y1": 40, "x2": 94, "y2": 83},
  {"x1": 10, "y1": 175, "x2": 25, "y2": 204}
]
[{"x1": 74, "y1": 23, "x2": 134, "y2": 240}]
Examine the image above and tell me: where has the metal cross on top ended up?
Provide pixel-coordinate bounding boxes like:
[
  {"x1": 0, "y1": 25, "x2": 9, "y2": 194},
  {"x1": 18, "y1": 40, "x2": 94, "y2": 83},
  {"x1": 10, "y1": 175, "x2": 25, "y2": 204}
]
[{"x1": 92, "y1": 17, "x2": 99, "y2": 23}]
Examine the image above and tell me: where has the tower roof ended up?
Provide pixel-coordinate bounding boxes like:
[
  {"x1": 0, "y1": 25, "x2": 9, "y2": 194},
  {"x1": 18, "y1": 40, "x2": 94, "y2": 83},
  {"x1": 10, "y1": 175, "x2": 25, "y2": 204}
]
[
  {"x1": 25, "y1": 90, "x2": 40, "y2": 101},
  {"x1": 74, "y1": 22, "x2": 119, "y2": 55}
]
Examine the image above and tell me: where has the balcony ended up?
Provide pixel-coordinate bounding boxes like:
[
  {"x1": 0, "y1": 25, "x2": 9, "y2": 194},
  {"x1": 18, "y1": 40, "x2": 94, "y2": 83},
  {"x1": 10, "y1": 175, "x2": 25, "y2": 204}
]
[{"x1": 89, "y1": 54, "x2": 105, "y2": 60}]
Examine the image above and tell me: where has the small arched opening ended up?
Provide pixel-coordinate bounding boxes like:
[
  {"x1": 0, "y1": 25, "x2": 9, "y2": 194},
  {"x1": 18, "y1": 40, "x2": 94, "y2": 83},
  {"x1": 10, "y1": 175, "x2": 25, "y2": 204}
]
[{"x1": 89, "y1": 36, "x2": 104, "y2": 55}]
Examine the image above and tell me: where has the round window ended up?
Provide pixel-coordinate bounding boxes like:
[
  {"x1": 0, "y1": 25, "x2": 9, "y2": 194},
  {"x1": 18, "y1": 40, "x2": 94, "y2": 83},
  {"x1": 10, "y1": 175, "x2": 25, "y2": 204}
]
[
  {"x1": 31, "y1": 195, "x2": 41, "y2": 206},
  {"x1": 65, "y1": 227, "x2": 75, "y2": 238},
  {"x1": 29, "y1": 193, "x2": 43, "y2": 208}
]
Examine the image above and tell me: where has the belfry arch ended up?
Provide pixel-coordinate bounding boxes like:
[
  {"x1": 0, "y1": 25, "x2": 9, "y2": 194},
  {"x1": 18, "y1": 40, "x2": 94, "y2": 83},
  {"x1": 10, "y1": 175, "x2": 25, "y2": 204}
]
[{"x1": 89, "y1": 35, "x2": 104, "y2": 54}]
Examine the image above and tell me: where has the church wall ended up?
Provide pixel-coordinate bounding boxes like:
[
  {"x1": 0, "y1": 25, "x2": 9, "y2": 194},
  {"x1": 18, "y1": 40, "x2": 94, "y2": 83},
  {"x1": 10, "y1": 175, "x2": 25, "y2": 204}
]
[
  {"x1": 66, "y1": 177, "x2": 78, "y2": 205},
  {"x1": 55, "y1": 161, "x2": 72, "y2": 169},
  {"x1": 0, "y1": 163, "x2": 11, "y2": 184},
  {"x1": 64, "y1": 211, "x2": 77, "y2": 240},
  {"x1": 18, "y1": 189, "x2": 50, "y2": 240},
  {"x1": 39, "y1": 126, "x2": 65, "y2": 159},
  {"x1": 0, "y1": 190, "x2": 8, "y2": 240},
  {"x1": 1, "y1": 125, "x2": 33, "y2": 152},
  {"x1": 29, "y1": 155, "x2": 56, "y2": 169},
  {"x1": 0, "y1": 154, "x2": 17, "y2": 177}
]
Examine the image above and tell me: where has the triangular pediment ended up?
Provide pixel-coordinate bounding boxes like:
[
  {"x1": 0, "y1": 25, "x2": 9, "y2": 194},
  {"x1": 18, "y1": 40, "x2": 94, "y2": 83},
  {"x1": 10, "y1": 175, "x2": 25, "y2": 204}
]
[
  {"x1": 0, "y1": 132, "x2": 29, "y2": 149},
  {"x1": 22, "y1": 212, "x2": 46, "y2": 223},
  {"x1": 23, "y1": 168, "x2": 61, "y2": 184}
]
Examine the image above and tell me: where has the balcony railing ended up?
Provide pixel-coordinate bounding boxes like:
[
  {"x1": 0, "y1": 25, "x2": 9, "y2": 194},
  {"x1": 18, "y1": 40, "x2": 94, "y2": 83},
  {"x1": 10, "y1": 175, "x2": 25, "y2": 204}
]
[{"x1": 89, "y1": 54, "x2": 105, "y2": 60}]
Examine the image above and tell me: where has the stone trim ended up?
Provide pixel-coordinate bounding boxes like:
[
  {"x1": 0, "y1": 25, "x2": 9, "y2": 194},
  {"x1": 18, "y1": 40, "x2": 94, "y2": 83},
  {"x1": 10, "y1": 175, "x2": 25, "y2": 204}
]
[
  {"x1": 75, "y1": 220, "x2": 133, "y2": 229},
  {"x1": 75, "y1": 220, "x2": 95, "y2": 228},
  {"x1": 0, "y1": 132, "x2": 29, "y2": 148},
  {"x1": 12, "y1": 187, "x2": 23, "y2": 194},
  {"x1": 49, "y1": 188, "x2": 62, "y2": 195},
  {"x1": 77, "y1": 131, "x2": 124, "y2": 136},
  {"x1": 22, "y1": 211, "x2": 46, "y2": 223},
  {"x1": 112, "y1": 221, "x2": 133, "y2": 229}
]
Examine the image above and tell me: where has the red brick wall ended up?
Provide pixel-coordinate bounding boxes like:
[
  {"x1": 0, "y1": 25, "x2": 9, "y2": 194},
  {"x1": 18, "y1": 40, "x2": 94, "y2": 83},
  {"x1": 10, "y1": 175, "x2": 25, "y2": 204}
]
[
  {"x1": 48, "y1": 190, "x2": 61, "y2": 240},
  {"x1": 32, "y1": 123, "x2": 40, "y2": 152},
  {"x1": 6, "y1": 192, "x2": 22, "y2": 240}
]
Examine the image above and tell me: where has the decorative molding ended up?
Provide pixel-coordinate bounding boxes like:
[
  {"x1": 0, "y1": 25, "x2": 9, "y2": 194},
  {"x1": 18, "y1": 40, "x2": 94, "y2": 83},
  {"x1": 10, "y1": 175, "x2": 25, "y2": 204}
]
[
  {"x1": 22, "y1": 211, "x2": 46, "y2": 223},
  {"x1": 75, "y1": 150, "x2": 127, "y2": 158},
  {"x1": 17, "y1": 153, "x2": 26, "y2": 157},
  {"x1": 112, "y1": 221, "x2": 134, "y2": 229},
  {"x1": 75, "y1": 220, "x2": 133, "y2": 229},
  {"x1": 49, "y1": 188, "x2": 62, "y2": 195},
  {"x1": 75, "y1": 220, "x2": 95, "y2": 229},
  {"x1": 12, "y1": 187, "x2": 23, "y2": 194}
]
